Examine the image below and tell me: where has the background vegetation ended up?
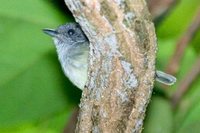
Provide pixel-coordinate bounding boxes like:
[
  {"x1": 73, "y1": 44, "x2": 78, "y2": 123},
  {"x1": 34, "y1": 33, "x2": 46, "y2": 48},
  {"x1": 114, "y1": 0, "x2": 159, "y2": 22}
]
[{"x1": 0, "y1": 0, "x2": 199, "y2": 132}]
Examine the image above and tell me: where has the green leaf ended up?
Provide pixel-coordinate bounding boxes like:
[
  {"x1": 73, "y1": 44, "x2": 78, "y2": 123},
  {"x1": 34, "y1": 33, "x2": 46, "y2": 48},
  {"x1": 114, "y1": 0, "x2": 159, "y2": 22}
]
[
  {"x1": 143, "y1": 96, "x2": 173, "y2": 133},
  {"x1": 156, "y1": 37, "x2": 200, "y2": 133},
  {"x1": 0, "y1": 109, "x2": 74, "y2": 133},
  {"x1": 143, "y1": 0, "x2": 200, "y2": 131},
  {"x1": 192, "y1": 30, "x2": 200, "y2": 54},
  {"x1": 0, "y1": 0, "x2": 72, "y2": 26},
  {"x1": 174, "y1": 76, "x2": 200, "y2": 132},
  {"x1": 157, "y1": 0, "x2": 200, "y2": 39},
  {"x1": 176, "y1": 99, "x2": 200, "y2": 133},
  {"x1": 156, "y1": 39, "x2": 197, "y2": 94},
  {"x1": 0, "y1": 0, "x2": 80, "y2": 131}
]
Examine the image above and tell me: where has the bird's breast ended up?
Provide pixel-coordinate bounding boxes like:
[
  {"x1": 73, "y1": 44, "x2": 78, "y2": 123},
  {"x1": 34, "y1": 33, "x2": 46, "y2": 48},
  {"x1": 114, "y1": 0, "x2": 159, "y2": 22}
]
[{"x1": 58, "y1": 50, "x2": 88, "y2": 89}]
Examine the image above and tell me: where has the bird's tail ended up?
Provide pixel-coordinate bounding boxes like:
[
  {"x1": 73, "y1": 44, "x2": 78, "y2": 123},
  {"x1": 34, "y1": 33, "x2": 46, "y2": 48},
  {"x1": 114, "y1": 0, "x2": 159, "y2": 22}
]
[{"x1": 155, "y1": 70, "x2": 176, "y2": 85}]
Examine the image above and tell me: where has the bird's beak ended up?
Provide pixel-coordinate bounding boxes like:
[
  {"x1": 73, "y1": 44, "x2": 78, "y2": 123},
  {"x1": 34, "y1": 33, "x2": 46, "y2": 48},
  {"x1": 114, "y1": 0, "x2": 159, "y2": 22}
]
[{"x1": 43, "y1": 28, "x2": 58, "y2": 37}]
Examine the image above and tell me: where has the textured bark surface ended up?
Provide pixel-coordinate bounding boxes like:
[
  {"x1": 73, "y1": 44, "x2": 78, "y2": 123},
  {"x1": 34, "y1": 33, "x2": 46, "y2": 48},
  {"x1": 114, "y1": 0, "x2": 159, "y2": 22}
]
[{"x1": 64, "y1": 0, "x2": 157, "y2": 132}]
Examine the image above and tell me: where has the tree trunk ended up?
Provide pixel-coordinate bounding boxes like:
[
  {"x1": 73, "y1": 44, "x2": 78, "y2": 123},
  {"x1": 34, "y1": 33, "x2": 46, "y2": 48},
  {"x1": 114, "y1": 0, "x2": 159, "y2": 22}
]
[{"x1": 64, "y1": 0, "x2": 157, "y2": 132}]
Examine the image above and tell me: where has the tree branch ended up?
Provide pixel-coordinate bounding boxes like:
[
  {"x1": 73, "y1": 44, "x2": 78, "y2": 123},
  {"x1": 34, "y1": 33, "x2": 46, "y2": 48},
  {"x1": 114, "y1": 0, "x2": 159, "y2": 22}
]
[
  {"x1": 171, "y1": 57, "x2": 200, "y2": 107},
  {"x1": 63, "y1": 107, "x2": 79, "y2": 133},
  {"x1": 166, "y1": 8, "x2": 200, "y2": 75},
  {"x1": 147, "y1": 0, "x2": 178, "y2": 22},
  {"x1": 64, "y1": 0, "x2": 157, "y2": 132}
]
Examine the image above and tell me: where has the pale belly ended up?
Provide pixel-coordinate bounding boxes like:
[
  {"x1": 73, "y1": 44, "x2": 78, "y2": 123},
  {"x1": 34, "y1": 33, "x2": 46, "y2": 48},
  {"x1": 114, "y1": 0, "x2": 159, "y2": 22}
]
[{"x1": 64, "y1": 63, "x2": 87, "y2": 90}]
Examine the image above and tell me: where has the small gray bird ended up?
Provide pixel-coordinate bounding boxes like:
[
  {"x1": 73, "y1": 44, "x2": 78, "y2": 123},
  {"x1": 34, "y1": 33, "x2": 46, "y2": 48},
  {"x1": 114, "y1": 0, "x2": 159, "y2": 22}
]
[{"x1": 43, "y1": 23, "x2": 176, "y2": 90}]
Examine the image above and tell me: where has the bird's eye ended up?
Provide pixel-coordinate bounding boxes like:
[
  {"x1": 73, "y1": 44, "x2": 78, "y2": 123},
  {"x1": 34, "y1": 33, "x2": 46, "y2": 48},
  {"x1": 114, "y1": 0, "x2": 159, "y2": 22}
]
[{"x1": 68, "y1": 29, "x2": 75, "y2": 36}]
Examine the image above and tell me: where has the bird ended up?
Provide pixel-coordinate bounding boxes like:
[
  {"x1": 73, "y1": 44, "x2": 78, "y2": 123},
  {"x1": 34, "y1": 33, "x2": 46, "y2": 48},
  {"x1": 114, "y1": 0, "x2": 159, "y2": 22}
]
[{"x1": 43, "y1": 23, "x2": 176, "y2": 90}]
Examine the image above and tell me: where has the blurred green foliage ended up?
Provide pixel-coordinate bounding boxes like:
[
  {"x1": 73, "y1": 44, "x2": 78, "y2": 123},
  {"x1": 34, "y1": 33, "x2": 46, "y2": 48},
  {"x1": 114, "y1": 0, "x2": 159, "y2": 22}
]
[
  {"x1": 0, "y1": 0, "x2": 80, "y2": 132},
  {"x1": 0, "y1": 0, "x2": 199, "y2": 133}
]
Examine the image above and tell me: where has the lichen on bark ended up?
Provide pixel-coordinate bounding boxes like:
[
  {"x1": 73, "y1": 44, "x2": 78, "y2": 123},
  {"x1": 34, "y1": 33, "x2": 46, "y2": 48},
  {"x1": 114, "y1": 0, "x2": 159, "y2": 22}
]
[{"x1": 64, "y1": 0, "x2": 157, "y2": 132}]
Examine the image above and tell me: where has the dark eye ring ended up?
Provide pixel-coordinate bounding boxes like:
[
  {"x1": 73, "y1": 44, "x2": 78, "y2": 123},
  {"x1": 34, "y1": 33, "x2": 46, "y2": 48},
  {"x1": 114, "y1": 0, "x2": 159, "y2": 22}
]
[{"x1": 68, "y1": 29, "x2": 75, "y2": 36}]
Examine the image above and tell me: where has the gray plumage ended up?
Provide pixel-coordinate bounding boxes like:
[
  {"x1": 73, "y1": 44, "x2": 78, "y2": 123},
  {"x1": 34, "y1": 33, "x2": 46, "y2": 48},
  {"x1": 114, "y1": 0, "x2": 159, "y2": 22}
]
[
  {"x1": 43, "y1": 23, "x2": 88, "y2": 89},
  {"x1": 43, "y1": 22, "x2": 176, "y2": 89}
]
